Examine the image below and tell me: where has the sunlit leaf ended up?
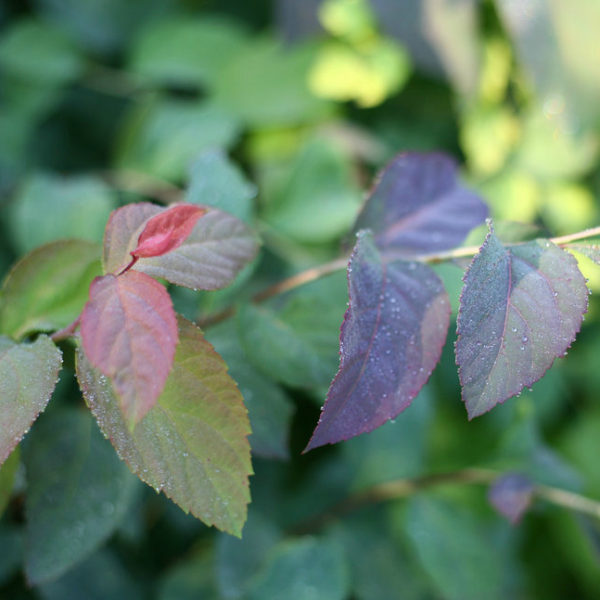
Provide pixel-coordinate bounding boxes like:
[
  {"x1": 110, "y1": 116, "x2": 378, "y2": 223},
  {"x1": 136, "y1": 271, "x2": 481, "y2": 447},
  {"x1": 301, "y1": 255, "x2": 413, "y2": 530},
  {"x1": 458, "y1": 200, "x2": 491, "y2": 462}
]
[
  {"x1": 103, "y1": 203, "x2": 258, "y2": 291},
  {"x1": 488, "y1": 473, "x2": 534, "y2": 525},
  {"x1": 456, "y1": 230, "x2": 588, "y2": 418},
  {"x1": 353, "y1": 152, "x2": 488, "y2": 256},
  {"x1": 80, "y1": 271, "x2": 177, "y2": 425},
  {"x1": 0, "y1": 335, "x2": 62, "y2": 465},
  {"x1": 0, "y1": 240, "x2": 101, "y2": 340},
  {"x1": 565, "y1": 243, "x2": 600, "y2": 266},
  {"x1": 76, "y1": 317, "x2": 252, "y2": 537},
  {"x1": 306, "y1": 231, "x2": 450, "y2": 451},
  {"x1": 131, "y1": 203, "x2": 206, "y2": 259},
  {"x1": 24, "y1": 409, "x2": 137, "y2": 584}
]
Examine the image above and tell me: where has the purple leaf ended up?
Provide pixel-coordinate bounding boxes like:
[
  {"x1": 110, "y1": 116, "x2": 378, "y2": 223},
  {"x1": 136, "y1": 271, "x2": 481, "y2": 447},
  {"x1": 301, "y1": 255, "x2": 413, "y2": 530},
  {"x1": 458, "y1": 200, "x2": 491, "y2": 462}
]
[
  {"x1": 305, "y1": 231, "x2": 450, "y2": 451},
  {"x1": 488, "y1": 473, "x2": 535, "y2": 524},
  {"x1": 353, "y1": 152, "x2": 488, "y2": 256},
  {"x1": 456, "y1": 230, "x2": 588, "y2": 418}
]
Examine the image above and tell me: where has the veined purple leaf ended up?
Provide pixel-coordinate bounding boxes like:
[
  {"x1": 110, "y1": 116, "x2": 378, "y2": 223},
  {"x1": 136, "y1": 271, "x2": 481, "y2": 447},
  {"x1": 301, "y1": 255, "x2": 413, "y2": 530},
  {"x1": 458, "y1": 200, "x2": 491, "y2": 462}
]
[
  {"x1": 353, "y1": 152, "x2": 488, "y2": 256},
  {"x1": 306, "y1": 231, "x2": 450, "y2": 451},
  {"x1": 456, "y1": 231, "x2": 588, "y2": 418},
  {"x1": 488, "y1": 473, "x2": 534, "y2": 524}
]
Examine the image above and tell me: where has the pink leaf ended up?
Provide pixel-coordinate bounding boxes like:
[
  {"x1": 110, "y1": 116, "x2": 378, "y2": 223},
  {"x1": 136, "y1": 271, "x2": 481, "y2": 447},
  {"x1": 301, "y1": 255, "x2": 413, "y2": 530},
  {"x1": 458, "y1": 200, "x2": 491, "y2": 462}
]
[
  {"x1": 80, "y1": 271, "x2": 178, "y2": 425},
  {"x1": 131, "y1": 203, "x2": 206, "y2": 259}
]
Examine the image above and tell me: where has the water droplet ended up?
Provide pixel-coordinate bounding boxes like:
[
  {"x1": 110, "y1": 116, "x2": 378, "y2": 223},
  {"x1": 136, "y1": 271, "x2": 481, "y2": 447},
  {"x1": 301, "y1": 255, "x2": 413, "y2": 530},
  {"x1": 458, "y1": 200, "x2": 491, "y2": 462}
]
[{"x1": 522, "y1": 336, "x2": 528, "y2": 343}]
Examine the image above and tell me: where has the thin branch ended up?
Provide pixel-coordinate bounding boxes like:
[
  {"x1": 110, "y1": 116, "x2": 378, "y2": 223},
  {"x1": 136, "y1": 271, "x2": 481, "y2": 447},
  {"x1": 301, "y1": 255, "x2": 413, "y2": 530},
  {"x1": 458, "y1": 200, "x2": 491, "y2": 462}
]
[
  {"x1": 551, "y1": 226, "x2": 600, "y2": 246},
  {"x1": 293, "y1": 467, "x2": 600, "y2": 534},
  {"x1": 50, "y1": 316, "x2": 81, "y2": 342}
]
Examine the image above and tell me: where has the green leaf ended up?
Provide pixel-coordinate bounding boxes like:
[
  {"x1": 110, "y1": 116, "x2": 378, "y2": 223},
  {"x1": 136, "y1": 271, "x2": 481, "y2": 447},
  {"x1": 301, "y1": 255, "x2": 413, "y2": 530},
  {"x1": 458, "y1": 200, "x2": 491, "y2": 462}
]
[
  {"x1": 116, "y1": 98, "x2": 241, "y2": 180},
  {"x1": 76, "y1": 316, "x2": 252, "y2": 536},
  {"x1": 0, "y1": 525, "x2": 23, "y2": 586},
  {"x1": 403, "y1": 495, "x2": 504, "y2": 600},
  {"x1": 215, "y1": 507, "x2": 283, "y2": 599},
  {"x1": 237, "y1": 298, "x2": 341, "y2": 390},
  {"x1": 0, "y1": 19, "x2": 83, "y2": 86},
  {"x1": 0, "y1": 335, "x2": 62, "y2": 465},
  {"x1": 264, "y1": 139, "x2": 361, "y2": 244},
  {"x1": 246, "y1": 536, "x2": 350, "y2": 600},
  {"x1": 0, "y1": 448, "x2": 19, "y2": 517},
  {"x1": 158, "y1": 549, "x2": 219, "y2": 600},
  {"x1": 24, "y1": 409, "x2": 137, "y2": 584},
  {"x1": 38, "y1": 550, "x2": 144, "y2": 600},
  {"x1": 0, "y1": 240, "x2": 101, "y2": 340},
  {"x1": 8, "y1": 173, "x2": 116, "y2": 255},
  {"x1": 211, "y1": 37, "x2": 332, "y2": 128},
  {"x1": 186, "y1": 149, "x2": 257, "y2": 223},
  {"x1": 206, "y1": 321, "x2": 294, "y2": 459},
  {"x1": 128, "y1": 16, "x2": 247, "y2": 89}
]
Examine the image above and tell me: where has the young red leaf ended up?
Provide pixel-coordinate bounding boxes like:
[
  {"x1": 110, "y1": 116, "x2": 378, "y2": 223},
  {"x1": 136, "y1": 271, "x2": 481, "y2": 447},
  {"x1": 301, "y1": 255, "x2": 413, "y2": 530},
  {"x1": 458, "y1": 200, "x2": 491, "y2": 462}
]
[
  {"x1": 305, "y1": 231, "x2": 450, "y2": 451},
  {"x1": 353, "y1": 152, "x2": 488, "y2": 256},
  {"x1": 80, "y1": 271, "x2": 178, "y2": 425},
  {"x1": 456, "y1": 230, "x2": 588, "y2": 418},
  {"x1": 131, "y1": 203, "x2": 206, "y2": 259}
]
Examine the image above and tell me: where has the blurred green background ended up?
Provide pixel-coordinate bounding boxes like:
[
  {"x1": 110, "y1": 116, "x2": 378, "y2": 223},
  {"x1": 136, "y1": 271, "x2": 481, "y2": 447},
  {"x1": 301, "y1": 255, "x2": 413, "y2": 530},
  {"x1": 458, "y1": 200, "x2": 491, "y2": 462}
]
[{"x1": 1, "y1": 0, "x2": 600, "y2": 598}]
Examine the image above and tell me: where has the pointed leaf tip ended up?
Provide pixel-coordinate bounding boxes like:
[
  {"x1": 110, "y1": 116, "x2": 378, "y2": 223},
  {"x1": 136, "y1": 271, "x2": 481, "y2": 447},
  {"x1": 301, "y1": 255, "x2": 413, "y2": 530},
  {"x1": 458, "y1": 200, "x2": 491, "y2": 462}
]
[
  {"x1": 80, "y1": 271, "x2": 178, "y2": 425},
  {"x1": 132, "y1": 203, "x2": 206, "y2": 259},
  {"x1": 456, "y1": 232, "x2": 588, "y2": 418},
  {"x1": 306, "y1": 231, "x2": 450, "y2": 451}
]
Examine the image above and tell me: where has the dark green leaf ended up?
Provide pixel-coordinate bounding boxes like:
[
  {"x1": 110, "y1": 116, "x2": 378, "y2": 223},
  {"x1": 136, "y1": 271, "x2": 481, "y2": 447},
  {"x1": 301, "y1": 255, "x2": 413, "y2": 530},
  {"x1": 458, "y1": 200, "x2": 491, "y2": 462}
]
[
  {"x1": 247, "y1": 536, "x2": 350, "y2": 600},
  {"x1": 0, "y1": 525, "x2": 23, "y2": 585},
  {"x1": 0, "y1": 240, "x2": 101, "y2": 340},
  {"x1": 158, "y1": 549, "x2": 219, "y2": 600},
  {"x1": 0, "y1": 448, "x2": 19, "y2": 517},
  {"x1": 0, "y1": 335, "x2": 62, "y2": 465},
  {"x1": 76, "y1": 316, "x2": 252, "y2": 536},
  {"x1": 24, "y1": 409, "x2": 137, "y2": 584},
  {"x1": 206, "y1": 321, "x2": 294, "y2": 459}
]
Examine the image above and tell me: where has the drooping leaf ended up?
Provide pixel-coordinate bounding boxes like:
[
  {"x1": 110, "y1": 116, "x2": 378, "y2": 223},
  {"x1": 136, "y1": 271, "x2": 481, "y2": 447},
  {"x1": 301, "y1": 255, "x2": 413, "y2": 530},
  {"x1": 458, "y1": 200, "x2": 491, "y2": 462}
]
[
  {"x1": 76, "y1": 316, "x2": 252, "y2": 537},
  {"x1": 246, "y1": 537, "x2": 350, "y2": 600},
  {"x1": 306, "y1": 231, "x2": 450, "y2": 451},
  {"x1": 352, "y1": 152, "x2": 488, "y2": 255},
  {"x1": 131, "y1": 203, "x2": 206, "y2": 259},
  {"x1": 488, "y1": 473, "x2": 535, "y2": 525},
  {"x1": 565, "y1": 243, "x2": 600, "y2": 266},
  {"x1": 80, "y1": 271, "x2": 178, "y2": 425},
  {"x1": 102, "y1": 202, "x2": 162, "y2": 274},
  {"x1": 206, "y1": 321, "x2": 294, "y2": 459},
  {"x1": 103, "y1": 203, "x2": 259, "y2": 291},
  {"x1": 185, "y1": 149, "x2": 257, "y2": 223},
  {"x1": 0, "y1": 335, "x2": 62, "y2": 465},
  {"x1": 0, "y1": 240, "x2": 101, "y2": 340},
  {"x1": 24, "y1": 409, "x2": 137, "y2": 584},
  {"x1": 8, "y1": 173, "x2": 116, "y2": 255},
  {"x1": 456, "y1": 231, "x2": 588, "y2": 418}
]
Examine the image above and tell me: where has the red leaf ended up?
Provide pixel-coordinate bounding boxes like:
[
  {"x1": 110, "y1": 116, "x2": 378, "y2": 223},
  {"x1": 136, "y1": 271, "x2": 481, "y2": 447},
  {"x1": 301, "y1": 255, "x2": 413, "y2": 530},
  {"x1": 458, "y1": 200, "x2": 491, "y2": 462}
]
[
  {"x1": 80, "y1": 271, "x2": 178, "y2": 425},
  {"x1": 131, "y1": 203, "x2": 206, "y2": 259}
]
